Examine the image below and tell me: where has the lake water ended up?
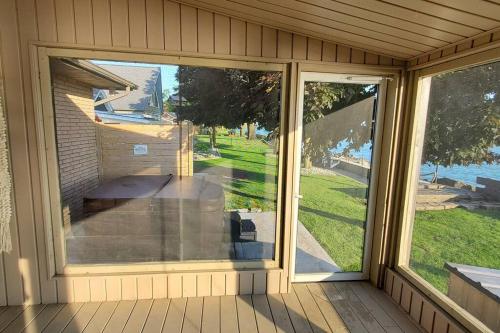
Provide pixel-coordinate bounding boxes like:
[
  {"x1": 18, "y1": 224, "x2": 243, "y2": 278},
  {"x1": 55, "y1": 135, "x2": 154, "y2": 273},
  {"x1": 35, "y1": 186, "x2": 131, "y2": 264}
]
[
  {"x1": 261, "y1": 126, "x2": 499, "y2": 187},
  {"x1": 332, "y1": 142, "x2": 499, "y2": 187}
]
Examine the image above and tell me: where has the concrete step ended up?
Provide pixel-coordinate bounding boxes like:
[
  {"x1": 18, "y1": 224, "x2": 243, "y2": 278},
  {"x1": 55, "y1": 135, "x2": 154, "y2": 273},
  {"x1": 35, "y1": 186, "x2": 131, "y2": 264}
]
[{"x1": 416, "y1": 188, "x2": 483, "y2": 203}]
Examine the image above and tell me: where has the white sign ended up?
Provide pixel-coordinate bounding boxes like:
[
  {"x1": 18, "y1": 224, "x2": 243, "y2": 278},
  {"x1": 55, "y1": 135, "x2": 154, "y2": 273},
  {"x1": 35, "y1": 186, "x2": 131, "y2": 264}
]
[{"x1": 133, "y1": 144, "x2": 148, "y2": 155}]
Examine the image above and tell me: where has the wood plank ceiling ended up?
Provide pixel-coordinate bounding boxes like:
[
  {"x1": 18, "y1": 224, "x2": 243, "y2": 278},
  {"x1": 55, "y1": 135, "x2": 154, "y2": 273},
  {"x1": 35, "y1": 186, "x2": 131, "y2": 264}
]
[{"x1": 175, "y1": 0, "x2": 500, "y2": 60}]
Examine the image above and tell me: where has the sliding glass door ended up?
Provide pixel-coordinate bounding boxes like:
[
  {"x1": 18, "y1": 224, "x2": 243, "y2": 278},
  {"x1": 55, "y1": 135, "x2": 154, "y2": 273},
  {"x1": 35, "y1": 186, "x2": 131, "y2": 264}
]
[{"x1": 292, "y1": 72, "x2": 386, "y2": 281}]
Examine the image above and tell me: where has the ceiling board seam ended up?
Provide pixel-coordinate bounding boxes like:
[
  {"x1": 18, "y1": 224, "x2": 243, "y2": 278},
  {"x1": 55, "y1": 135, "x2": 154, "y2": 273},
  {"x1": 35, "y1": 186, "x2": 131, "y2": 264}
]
[
  {"x1": 378, "y1": 0, "x2": 492, "y2": 32},
  {"x1": 266, "y1": 0, "x2": 452, "y2": 46},
  {"x1": 256, "y1": 0, "x2": 446, "y2": 49},
  {"x1": 330, "y1": 0, "x2": 479, "y2": 37},
  {"x1": 297, "y1": 0, "x2": 463, "y2": 42},
  {"x1": 408, "y1": 26, "x2": 500, "y2": 61},
  {"x1": 420, "y1": 0, "x2": 500, "y2": 24},
  {"x1": 173, "y1": 0, "x2": 409, "y2": 59},
  {"x1": 192, "y1": 0, "x2": 420, "y2": 54},
  {"x1": 408, "y1": 38, "x2": 500, "y2": 71},
  {"x1": 225, "y1": 0, "x2": 427, "y2": 52}
]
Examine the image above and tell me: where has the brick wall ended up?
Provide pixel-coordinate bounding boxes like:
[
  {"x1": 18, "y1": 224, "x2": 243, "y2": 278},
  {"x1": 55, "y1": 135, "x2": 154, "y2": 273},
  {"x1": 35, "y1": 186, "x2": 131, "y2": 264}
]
[{"x1": 53, "y1": 75, "x2": 100, "y2": 225}]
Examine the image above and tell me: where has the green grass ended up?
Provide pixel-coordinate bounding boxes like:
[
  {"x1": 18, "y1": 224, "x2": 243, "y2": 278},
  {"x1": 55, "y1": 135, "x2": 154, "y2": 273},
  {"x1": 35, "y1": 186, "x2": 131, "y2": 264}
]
[
  {"x1": 193, "y1": 134, "x2": 500, "y2": 288},
  {"x1": 193, "y1": 135, "x2": 278, "y2": 211},
  {"x1": 411, "y1": 208, "x2": 500, "y2": 294},
  {"x1": 298, "y1": 174, "x2": 368, "y2": 272}
]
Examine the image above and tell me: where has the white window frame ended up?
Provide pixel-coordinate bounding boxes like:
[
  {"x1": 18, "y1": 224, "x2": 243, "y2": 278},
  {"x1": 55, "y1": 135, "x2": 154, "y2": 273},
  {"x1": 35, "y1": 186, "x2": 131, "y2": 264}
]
[{"x1": 290, "y1": 71, "x2": 389, "y2": 282}]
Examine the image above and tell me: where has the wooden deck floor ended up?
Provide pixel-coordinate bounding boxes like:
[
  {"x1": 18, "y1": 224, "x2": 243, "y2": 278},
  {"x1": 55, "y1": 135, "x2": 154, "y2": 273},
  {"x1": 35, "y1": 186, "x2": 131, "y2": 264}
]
[{"x1": 0, "y1": 282, "x2": 422, "y2": 333}]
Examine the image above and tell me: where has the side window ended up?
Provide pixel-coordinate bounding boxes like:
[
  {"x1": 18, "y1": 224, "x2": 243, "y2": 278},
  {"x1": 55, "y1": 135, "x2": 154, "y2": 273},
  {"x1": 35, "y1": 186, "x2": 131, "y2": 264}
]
[{"x1": 405, "y1": 61, "x2": 500, "y2": 331}]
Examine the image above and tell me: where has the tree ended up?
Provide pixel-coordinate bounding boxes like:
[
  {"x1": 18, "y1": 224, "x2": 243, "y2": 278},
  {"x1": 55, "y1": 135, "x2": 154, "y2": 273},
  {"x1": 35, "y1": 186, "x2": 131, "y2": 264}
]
[
  {"x1": 162, "y1": 88, "x2": 174, "y2": 113},
  {"x1": 422, "y1": 61, "x2": 500, "y2": 182},
  {"x1": 175, "y1": 66, "x2": 239, "y2": 148},
  {"x1": 301, "y1": 82, "x2": 377, "y2": 168},
  {"x1": 175, "y1": 66, "x2": 282, "y2": 148},
  {"x1": 226, "y1": 70, "x2": 282, "y2": 140}
]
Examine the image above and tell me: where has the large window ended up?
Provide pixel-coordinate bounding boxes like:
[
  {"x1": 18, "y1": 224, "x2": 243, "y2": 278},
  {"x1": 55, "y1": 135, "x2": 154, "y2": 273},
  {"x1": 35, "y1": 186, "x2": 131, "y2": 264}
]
[
  {"x1": 48, "y1": 56, "x2": 283, "y2": 267},
  {"x1": 403, "y1": 60, "x2": 499, "y2": 331}
]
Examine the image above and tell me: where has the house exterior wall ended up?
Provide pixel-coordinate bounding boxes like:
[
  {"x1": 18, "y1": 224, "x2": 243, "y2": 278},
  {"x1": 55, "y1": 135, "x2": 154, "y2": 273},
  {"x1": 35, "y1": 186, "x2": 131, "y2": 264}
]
[
  {"x1": 97, "y1": 123, "x2": 193, "y2": 180},
  {"x1": 2, "y1": 0, "x2": 496, "y2": 306},
  {"x1": 53, "y1": 75, "x2": 100, "y2": 226}
]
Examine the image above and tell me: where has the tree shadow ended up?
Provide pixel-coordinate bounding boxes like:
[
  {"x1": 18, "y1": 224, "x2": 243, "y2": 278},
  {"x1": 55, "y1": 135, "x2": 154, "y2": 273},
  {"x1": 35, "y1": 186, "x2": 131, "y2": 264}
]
[
  {"x1": 329, "y1": 187, "x2": 368, "y2": 200},
  {"x1": 299, "y1": 205, "x2": 365, "y2": 228},
  {"x1": 194, "y1": 163, "x2": 271, "y2": 183}
]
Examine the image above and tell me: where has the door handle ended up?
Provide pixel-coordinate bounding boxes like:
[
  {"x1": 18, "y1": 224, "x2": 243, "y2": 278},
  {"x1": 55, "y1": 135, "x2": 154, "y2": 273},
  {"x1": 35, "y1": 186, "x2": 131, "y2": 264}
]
[{"x1": 294, "y1": 194, "x2": 303, "y2": 199}]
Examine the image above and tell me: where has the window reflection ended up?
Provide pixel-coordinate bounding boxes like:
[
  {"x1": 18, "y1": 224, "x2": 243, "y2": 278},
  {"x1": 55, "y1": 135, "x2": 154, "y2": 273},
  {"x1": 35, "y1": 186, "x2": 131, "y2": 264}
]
[
  {"x1": 50, "y1": 58, "x2": 281, "y2": 264},
  {"x1": 409, "y1": 61, "x2": 500, "y2": 331}
]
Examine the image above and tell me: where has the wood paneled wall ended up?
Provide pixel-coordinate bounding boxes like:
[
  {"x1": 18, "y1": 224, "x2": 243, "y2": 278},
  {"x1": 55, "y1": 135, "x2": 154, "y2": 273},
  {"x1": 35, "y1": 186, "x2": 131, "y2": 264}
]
[
  {"x1": 409, "y1": 30, "x2": 500, "y2": 68},
  {"x1": 0, "y1": 0, "x2": 401, "y2": 305},
  {"x1": 384, "y1": 269, "x2": 467, "y2": 333}
]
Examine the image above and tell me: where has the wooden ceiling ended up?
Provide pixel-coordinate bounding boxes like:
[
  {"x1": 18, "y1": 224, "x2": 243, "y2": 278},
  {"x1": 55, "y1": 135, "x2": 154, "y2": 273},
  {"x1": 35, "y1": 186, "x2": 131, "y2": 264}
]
[{"x1": 176, "y1": 0, "x2": 500, "y2": 59}]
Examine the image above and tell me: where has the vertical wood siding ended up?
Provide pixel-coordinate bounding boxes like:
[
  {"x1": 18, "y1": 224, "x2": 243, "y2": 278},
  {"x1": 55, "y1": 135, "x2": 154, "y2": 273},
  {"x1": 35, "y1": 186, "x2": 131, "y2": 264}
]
[
  {"x1": 409, "y1": 31, "x2": 500, "y2": 67},
  {"x1": 0, "y1": 0, "x2": 406, "y2": 305},
  {"x1": 383, "y1": 269, "x2": 468, "y2": 333}
]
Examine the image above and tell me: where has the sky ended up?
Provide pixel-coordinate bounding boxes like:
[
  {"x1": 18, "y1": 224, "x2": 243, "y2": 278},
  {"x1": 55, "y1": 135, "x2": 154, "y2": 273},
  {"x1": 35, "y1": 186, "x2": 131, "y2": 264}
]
[{"x1": 92, "y1": 60, "x2": 179, "y2": 98}]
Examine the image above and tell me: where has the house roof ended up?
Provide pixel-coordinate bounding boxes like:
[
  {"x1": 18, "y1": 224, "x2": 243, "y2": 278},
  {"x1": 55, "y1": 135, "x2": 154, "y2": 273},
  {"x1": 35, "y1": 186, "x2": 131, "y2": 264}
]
[
  {"x1": 50, "y1": 58, "x2": 137, "y2": 90},
  {"x1": 177, "y1": 0, "x2": 500, "y2": 60},
  {"x1": 94, "y1": 64, "x2": 161, "y2": 111},
  {"x1": 168, "y1": 93, "x2": 187, "y2": 105}
]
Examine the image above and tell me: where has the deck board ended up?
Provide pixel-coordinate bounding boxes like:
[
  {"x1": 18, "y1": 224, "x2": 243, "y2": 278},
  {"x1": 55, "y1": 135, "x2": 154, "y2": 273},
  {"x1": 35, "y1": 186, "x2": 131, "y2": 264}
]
[
  {"x1": 267, "y1": 294, "x2": 295, "y2": 333},
  {"x1": 122, "y1": 299, "x2": 153, "y2": 333},
  {"x1": 236, "y1": 295, "x2": 258, "y2": 333},
  {"x1": 102, "y1": 300, "x2": 136, "y2": 333},
  {"x1": 0, "y1": 282, "x2": 422, "y2": 333},
  {"x1": 43, "y1": 303, "x2": 84, "y2": 333},
  {"x1": 62, "y1": 302, "x2": 101, "y2": 333},
  {"x1": 162, "y1": 297, "x2": 186, "y2": 333},
  {"x1": 3, "y1": 304, "x2": 46, "y2": 333},
  {"x1": 252, "y1": 294, "x2": 276, "y2": 333},
  {"x1": 142, "y1": 298, "x2": 169, "y2": 333},
  {"x1": 293, "y1": 284, "x2": 332, "y2": 333},
  {"x1": 201, "y1": 296, "x2": 220, "y2": 333},
  {"x1": 24, "y1": 304, "x2": 65, "y2": 333},
  {"x1": 83, "y1": 301, "x2": 118, "y2": 333},
  {"x1": 306, "y1": 283, "x2": 348, "y2": 332}
]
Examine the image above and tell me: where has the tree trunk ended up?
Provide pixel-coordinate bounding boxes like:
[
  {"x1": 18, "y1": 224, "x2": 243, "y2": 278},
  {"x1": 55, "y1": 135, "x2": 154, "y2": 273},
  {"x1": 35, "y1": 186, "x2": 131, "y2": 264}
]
[
  {"x1": 239, "y1": 126, "x2": 243, "y2": 137},
  {"x1": 210, "y1": 126, "x2": 217, "y2": 149},
  {"x1": 304, "y1": 155, "x2": 312, "y2": 169},
  {"x1": 247, "y1": 123, "x2": 256, "y2": 140},
  {"x1": 431, "y1": 164, "x2": 439, "y2": 183}
]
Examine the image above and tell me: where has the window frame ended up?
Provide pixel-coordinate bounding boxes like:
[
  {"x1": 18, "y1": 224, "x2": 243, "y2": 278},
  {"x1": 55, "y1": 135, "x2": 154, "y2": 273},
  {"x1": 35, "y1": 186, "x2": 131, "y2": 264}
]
[
  {"x1": 286, "y1": 62, "x2": 402, "y2": 285},
  {"x1": 33, "y1": 46, "x2": 289, "y2": 277},
  {"x1": 394, "y1": 47, "x2": 500, "y2": 333},
  {"x1": 290, "y1": 71, "x2": 388, "y2": 282}
]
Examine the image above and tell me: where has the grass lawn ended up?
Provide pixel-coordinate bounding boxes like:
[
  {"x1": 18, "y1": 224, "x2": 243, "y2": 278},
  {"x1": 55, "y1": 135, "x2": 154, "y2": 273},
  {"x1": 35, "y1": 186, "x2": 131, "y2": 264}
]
[
  {"x1": 193, "y1": 135, "x2": 278, "y2": 211},
  {"x1": 410, "y1": 208, "x2": 500, "y2": 294},
  {"x1": 194, "y1": 134, "x2": 500, "y2": 289},
  {"x1": 298, "y1": 173, "x2": 368, "y2": 272}
]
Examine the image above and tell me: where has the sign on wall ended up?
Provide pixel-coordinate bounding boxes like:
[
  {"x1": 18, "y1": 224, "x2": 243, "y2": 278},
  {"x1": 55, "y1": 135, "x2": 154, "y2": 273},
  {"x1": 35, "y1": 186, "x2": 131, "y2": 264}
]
[{"x1": 133, "y1": 144, "x2": 148, "y2": 155}]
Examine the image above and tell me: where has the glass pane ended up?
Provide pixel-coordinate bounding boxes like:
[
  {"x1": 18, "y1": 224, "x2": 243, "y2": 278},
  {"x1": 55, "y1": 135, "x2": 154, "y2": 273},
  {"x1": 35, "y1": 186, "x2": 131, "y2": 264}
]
[
  {"x1": 50, "y1": 58, "x2": 281, "y2": 264},
  {"x1": 409, "y1": 61, "x2": 499, "y2": 331},
  {"x1": 296, "y1": 80, "x2": 378, "y2": 274}
]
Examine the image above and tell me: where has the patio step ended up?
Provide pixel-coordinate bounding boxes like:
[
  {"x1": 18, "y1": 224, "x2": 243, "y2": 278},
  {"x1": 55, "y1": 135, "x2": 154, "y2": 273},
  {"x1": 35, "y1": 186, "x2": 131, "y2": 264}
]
[{"x1": 416, "y1": 187, "x2": 483, "y2": 203}]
